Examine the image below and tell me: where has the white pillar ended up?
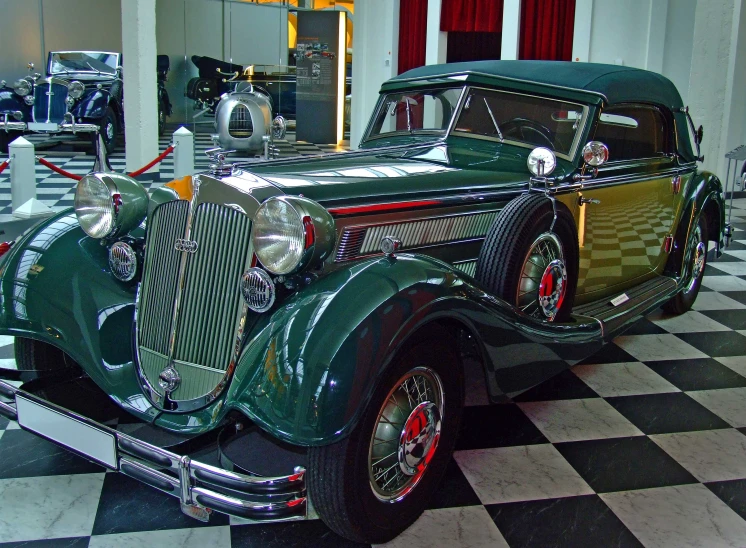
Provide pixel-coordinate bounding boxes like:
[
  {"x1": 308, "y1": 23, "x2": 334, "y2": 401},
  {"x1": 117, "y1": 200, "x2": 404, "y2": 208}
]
[
  {"x1": 10, "y1": 137, "x2": 51, "y2": 219},
  {"x1": 501, "y1": 0, "x2": 521, "y2": 60},
  {"x1": 350, "y1": 0, "x2": 400, "y2": 149},
  {"x1": 426, "y1": 0, "x2": 447, "y2": 66},
  {"x1": 173, "y1": 126, "x2": 194, "y2": 180},
  {"x1": 686, "y1": 0, "x2": 740, "y2": 177},
  {"x1": 645, "y1": 0, "x2": 668, "y2": 73},
  {"x1": 571, "y1": 0, "x2": 593, "y2": 62},
  {"x1": 121, "y1": 0, "x2": 159, "y2": 175},
  {"x1": 718, "y1": 0, "x2": 746, "y2": 180}
]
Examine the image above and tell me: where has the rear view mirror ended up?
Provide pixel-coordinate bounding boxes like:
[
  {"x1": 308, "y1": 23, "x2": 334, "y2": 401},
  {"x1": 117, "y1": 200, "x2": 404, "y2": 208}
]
[{"x1": 696, "y1": 125, "x2": 704, "y2": 145}]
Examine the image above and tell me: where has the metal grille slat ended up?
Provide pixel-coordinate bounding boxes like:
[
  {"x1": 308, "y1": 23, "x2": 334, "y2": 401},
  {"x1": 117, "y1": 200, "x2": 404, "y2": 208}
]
[
  {"x1": 171, "y1": 203, "x2": 252, "y2": 400},
  {"x1": 138, "y1": 200, "x2": 189, "y2": 355},
  {"x1": 137, "y1": 200, "x2": 252, "y2": 403}
]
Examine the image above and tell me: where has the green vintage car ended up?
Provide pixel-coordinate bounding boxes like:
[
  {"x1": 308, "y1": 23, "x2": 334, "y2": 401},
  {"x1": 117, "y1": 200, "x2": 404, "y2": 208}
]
[{"x1": 0, "y1": 61, "x2": 725, "y2": 543}]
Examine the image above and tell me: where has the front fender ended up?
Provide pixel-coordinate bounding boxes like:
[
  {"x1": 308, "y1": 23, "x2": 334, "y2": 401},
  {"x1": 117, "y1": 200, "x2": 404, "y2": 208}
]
[
  {"x1": 72, "y1": 89, "x2": 110, "y2": 120},
  {"x1": 227, "y1": 255, "x2": 603, "y2": 446},
  {"x1": 0, "y1": 210, "x2": 159, "y2": 423},
  {"x1": 0, "y1": 87, "x2": 30, "y2": 121}
]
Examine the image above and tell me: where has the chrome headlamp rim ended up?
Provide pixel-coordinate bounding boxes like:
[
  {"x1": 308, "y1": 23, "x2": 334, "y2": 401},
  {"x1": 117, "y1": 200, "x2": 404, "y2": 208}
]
[
  {"x1": 252, "y1": 196, "x2": 306, "y2": 276},
  {"x1": 12, "y1": 79, "x2": 31, "y2": 97},
  {"x1": 68, "y1": 80, "x2": 85, "y2": 99},
  {"x1": 74, "y1": 174, "x2": 118, "y2": 239}
]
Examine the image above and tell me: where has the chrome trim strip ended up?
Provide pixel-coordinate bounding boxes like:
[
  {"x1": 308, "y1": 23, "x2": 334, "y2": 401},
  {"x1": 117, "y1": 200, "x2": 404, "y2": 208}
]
[{"x1": 0, "y1": 380, "x2": 306, "y2": 523}]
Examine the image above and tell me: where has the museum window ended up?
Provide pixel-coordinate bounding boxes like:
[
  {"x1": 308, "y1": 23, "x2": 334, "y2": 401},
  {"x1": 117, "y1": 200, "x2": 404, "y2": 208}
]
[{"x1": 592, "y1": 104, "x2": 670, "y2": 162}]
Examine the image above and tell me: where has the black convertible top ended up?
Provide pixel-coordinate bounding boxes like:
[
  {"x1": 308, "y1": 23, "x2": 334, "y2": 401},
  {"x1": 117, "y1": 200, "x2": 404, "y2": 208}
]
[{"x1": 388, "y1": 60, "x2": 684, "y2": 109}]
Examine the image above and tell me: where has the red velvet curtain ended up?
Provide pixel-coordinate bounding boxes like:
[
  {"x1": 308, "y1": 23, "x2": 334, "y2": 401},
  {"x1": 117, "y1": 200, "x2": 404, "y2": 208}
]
[
  {"x1": 519, "y1": 0, "x2": 576, "y2": 60},
  {"x1": 398, "y1": 0, "x2": 428, "y2": 74},
  {"x1": 440, "y1": 0, "x2": 504, "y2": 32},
  {"x1": 447, "y1": 32, "x2": 502, "y2": 62}
]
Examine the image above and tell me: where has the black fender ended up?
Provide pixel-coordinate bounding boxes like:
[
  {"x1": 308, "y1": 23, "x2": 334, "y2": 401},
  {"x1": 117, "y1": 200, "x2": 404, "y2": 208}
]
[
  {"x1": 227, "y1": 254, "x2": 603, "y2": 446},
  {"x1": 664, "y1": 169, "x2": 725, "y2": 282},
  {"x1": 0, "y1": 86, "x2": 30, "y2": 121},
  {"x1": 72, "y1": 88, "x2": 112, "y2": 120}
]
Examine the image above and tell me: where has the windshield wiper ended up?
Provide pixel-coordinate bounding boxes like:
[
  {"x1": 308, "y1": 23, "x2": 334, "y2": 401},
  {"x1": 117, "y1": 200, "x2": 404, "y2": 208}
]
[
  {"x1": 86, "y1": 62, "x2": 102, "y2": 77},
  {"x1": 483, "y1": 98, "x2": 503, "y2": 142},
  {"x1": 405, "y1": 100, "x2": 412, "y2": 133}
]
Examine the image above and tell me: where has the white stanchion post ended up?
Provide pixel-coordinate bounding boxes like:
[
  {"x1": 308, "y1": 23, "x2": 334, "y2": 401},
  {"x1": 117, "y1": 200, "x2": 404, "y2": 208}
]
[
  {"x1": 10, "y1": 136, "x2": 52, "y2": 219},
  {"x1": 173, "y1": 126, "x2": 194, "y2": 179}
]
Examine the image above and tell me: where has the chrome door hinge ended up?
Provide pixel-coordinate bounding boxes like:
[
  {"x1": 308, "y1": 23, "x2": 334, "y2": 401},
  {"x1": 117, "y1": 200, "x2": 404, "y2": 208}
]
[{"x1": 672, "y1": 175, "x2": 681, "y2": 194}]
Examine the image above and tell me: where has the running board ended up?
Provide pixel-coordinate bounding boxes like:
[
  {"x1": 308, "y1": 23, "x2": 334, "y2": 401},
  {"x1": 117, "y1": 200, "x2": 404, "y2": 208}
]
[{"x1": 572, "y1": 277, "x2": 678, "y2": 339}]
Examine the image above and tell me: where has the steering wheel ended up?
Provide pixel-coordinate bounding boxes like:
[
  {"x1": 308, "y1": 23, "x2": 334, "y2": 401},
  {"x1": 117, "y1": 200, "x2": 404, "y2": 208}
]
[{"x1": 501, "y1": 118, "x2": 554, "y2": 149}]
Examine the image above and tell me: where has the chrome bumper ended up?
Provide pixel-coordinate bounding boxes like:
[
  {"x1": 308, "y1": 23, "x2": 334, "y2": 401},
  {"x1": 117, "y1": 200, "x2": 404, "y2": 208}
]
[
  {"x1": 0, "y1": 380, "x2": 307, "y2": 523},
  {"x1": 0, "y1": 113, "x2": 25, "y2": 132}
]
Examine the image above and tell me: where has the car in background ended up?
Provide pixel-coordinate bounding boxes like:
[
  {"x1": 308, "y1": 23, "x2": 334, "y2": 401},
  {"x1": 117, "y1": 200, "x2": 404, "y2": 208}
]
[{"x1": 0, "y1": 51, "x2": 172, "y2": 153}]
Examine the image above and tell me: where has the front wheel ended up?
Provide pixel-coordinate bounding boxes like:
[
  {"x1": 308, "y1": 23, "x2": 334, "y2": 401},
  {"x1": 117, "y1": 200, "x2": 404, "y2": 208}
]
[
  {"x1": 663, "y1": 214, "x2": 708, "y2": 314},
  {"x1": 98, "y1": 106, "x2": 118, "y2": 154},
  {"x1": 307, "y1": 326, "x2": 464, "y2": 543}
]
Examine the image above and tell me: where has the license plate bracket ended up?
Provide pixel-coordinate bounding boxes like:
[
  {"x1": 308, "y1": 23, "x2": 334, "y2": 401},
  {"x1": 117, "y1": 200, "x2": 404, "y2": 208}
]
[{"x1": 16, "y1": 395, "x2": 118, "y2": 469}]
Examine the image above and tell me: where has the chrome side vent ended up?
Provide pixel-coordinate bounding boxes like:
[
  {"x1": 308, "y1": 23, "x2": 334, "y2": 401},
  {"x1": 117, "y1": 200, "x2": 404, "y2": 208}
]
[{"x1": 335, "y1": 211, "x2": 500, "y2": 262}]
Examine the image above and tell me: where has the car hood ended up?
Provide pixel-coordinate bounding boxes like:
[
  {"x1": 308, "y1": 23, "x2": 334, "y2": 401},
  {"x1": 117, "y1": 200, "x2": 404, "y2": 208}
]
[{"x1": 243, "y1": 139, "x2": 571, "y2": 209}]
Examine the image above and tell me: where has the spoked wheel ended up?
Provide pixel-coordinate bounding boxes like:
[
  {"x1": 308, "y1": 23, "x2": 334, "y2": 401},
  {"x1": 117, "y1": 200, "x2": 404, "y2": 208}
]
[
  {"x1": 308, "y1": 325, "x2": 463, "y2": 544},
  {"x1": 516, "y1": 232, "x2": 567, "y2": 320},
  {"x1": 664, "y1": 213, "x2": 708, "y2": 314},
  {"x1": 368, "y1": 366, "x2": 444, "y2": 502}
]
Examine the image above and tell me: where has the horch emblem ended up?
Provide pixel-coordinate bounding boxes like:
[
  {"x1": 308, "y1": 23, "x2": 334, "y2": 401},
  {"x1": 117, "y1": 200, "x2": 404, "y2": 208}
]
[{"x1": 174, "y1": 238, "x2": 198, "y2": 253}]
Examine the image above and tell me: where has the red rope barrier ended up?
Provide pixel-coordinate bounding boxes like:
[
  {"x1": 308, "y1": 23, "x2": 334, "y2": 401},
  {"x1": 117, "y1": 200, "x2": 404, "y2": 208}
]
[
  {"x1": 129, "y1": 145, "x2": 174, "y2": 177},
  {"x1": 0, "y1": 160, "x2": 8, "y2": 176},
  {"x1": 38, "y1": 157, "x2": 83, "y2": 181},
  {"x1": 35, "y1": 144, "x2": 174, "y2": 181}
]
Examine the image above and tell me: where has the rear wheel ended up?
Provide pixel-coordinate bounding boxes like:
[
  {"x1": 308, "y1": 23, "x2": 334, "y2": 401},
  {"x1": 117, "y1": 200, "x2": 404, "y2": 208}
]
[
  {"x1": 663, "y1": 214, "x2": 708, "y2": 314},
  {"x1": 307, "y1": 326, "x2": 464, "y2": 543}
]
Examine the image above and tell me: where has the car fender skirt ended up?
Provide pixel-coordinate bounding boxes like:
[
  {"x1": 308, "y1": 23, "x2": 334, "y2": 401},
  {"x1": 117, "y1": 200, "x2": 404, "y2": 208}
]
[
  {"x1": 0, "y1": 210, "x2": 157, "y2": 423},
  {"x1": 228, "y1": 254, "x2": 603, "y2": 446}
]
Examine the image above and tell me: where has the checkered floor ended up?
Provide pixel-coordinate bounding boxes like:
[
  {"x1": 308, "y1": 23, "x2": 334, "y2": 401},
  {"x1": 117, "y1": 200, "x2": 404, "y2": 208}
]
[
  {"x1": 2, "y1": 202, "x2": 746, "y2": 546},
  {"x1": 0, "y1": 125, "x2": 348, "y2": 224}
]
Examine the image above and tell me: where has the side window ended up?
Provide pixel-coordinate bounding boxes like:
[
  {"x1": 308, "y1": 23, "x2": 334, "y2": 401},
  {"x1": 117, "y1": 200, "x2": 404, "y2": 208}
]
[{"x1": 592, "y1": 105, "x2": 669, "y2": 162}]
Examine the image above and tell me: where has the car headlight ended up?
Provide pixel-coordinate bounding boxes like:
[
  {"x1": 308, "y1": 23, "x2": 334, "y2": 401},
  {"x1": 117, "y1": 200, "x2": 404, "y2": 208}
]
[
  {"x1": 12, "y1": 79, "x2": 31, "y2": 97},
  {"x1": 68, "y1": 80, "x2": 84, "y2": 99},
  {"x1": 252, "y1": 196, "x2": 336, "y2": 276},
  {"x1": 75, "y1": 173, "x2": 149, "y2": 239}
]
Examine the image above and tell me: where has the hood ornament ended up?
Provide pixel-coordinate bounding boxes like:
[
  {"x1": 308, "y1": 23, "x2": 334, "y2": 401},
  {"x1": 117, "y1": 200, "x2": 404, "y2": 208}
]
[
  {"x1": 205, "y1": 147, "x2": 236, "y2": 177},
  {"x1": 158, "y1": 366, "x2": 181, "y2": 395}
]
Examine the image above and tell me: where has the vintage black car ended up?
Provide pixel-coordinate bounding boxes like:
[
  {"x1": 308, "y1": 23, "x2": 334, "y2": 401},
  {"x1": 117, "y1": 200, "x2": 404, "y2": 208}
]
[
  {"x1": 0, "y1": 51, "x2": 172, "y2": 153},
  {"x1": 0, "y1": 61, "x2": 726, "y2": 544}
]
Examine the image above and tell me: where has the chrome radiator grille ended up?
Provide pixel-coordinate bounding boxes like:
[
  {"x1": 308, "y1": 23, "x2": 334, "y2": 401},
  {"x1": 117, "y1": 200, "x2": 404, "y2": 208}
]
[
  {"x1": 33, "y1": 82, "x2": 68, "y2": 124},
  {"x1": 335, "y1": 211, "x2": 499, "y2": 262},
  {"x1": 228, "y1": 104, "x2": 253, "y2": 138},
  {"x1": 137, "y1": 200, "x2": 252, "y2": 403}
]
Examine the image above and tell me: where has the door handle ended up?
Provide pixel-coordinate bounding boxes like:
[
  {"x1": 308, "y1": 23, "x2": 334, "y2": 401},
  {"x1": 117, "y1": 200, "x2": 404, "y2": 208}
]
[{"x1": 579, "y1": 197, "x2": 601, "y2": 205}]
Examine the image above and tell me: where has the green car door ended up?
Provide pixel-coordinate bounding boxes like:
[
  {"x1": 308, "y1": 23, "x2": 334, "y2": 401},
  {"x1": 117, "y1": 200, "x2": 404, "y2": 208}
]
[{"x1": 574, "y1": 105, "x2": 677, "y2": 302}]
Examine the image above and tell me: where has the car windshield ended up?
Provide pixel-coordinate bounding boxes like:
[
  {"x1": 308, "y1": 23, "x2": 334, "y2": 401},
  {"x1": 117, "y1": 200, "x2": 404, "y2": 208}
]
[
  {"x1": 366, "y1": 87, "x2": 463, "y2": 140},
  {"x1": 453, "y1": 88, "x2": 586, "y2": 155},
  {"x1": 49, "y1": 52, "x2": 118, "y2": 76}
]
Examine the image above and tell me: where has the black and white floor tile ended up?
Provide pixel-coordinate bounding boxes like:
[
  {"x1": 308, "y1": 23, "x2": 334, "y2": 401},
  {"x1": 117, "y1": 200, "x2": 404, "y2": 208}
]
[
  {"x1": 0, "y1": 125, "x2": 348, "y2": 224},
  {"x1": 3, "y1": 185, "x2": 746, "y2": 545}
]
